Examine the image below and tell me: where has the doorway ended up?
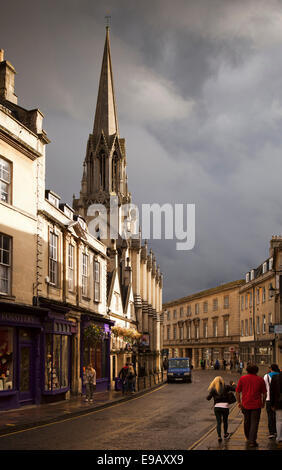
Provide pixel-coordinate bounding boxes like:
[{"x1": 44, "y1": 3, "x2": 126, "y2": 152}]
[{"x1": 18, "y1": 329, "x2": 35, "y2": 405}]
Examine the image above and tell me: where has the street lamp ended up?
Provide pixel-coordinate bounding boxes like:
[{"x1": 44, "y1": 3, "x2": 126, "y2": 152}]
[{"x1": 268, "y1": 284, "x2": 278, "y2": 298}]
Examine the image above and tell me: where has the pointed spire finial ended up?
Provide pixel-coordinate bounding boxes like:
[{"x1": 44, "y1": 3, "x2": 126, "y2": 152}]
[
  {"x1": 93, "y1": 21, "x2": 119, "y2": 138},
  {"x1": 105, "y1": 14, "x2": 111, "y2": 30}
]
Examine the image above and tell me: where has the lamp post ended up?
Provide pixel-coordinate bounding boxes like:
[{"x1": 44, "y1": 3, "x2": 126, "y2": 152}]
[{"x1": 268, "y1": 283, "x2": 280, "y2": 364}]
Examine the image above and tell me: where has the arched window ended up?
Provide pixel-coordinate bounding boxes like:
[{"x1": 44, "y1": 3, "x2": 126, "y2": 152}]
[
  {"x1": 98, "y1": 151, "x2": 106, "y2": 190},
  {"x1": 112, "y1": 152, "x2": 118, "y2": 192}
]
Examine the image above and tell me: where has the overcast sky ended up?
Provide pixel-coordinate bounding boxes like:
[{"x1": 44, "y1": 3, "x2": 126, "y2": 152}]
[{"x1": 2, "y1": 0, "x2": 282, "y2": 302}]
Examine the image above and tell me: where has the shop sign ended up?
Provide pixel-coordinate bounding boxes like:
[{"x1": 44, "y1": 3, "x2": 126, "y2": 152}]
[
  {"x1": 140, "y1": 333, "x2": 150, "y2": 348},
  {"x1": 274, "y1": 324, "x2": 282, "y2": 334},
  {"x1": 0, "y1": 312, "x2": 38, "y2": 325}
]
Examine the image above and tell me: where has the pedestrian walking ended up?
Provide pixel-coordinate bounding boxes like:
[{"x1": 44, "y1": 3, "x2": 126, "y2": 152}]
[
  {"x1": 127, "y1": 363, "x2": 136, "y2": 394},
  {"x1": 207, "y1": 376, "x2": 236, "y2": 442},
  {"x1": 270, "y1": 367, "x2": 282, "y2": 445},
  {"x1": 239, "y1": 360, "x2": 244, "y2": 375},
  {"x1": 264, "y1": 364, "x2": 280, "y2": 439},
  {"x1": 235, "y1": 363, "x2": 267, "y2": 448},
  {"x1": 84, "y1": 364, "x2": 96, "y2": 403},
  {"x1": 119, "y1": 362, "x2": 129, "y2": 395},
  {"x1": 215, "y1": 359, "x2": 220, "y2": 370}
]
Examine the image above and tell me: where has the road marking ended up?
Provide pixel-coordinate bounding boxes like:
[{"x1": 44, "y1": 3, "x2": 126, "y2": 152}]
[
  {"x1": 0, "y1": 384, "x2": 168, "y2": 439},
  {"x1": 187, "y1": 403, "x2": 238, "y2": 450}
]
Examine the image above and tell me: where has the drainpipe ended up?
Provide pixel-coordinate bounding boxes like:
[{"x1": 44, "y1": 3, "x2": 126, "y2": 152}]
[
  {"x1": 252, "y1": 285, "x2": 256, "y2": 364},
  {"x1": 62, "y1": 231, "x2": 67, "y2": 303}
]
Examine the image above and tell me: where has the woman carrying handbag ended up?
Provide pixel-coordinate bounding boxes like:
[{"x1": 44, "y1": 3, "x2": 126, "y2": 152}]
[{"x1": 207, "y1": 376, "x2": 236, "y2": 442}]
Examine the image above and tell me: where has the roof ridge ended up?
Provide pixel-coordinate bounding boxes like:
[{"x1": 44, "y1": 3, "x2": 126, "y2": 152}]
[{"x1": 163, "y1": 279, "x2": 245, "y2": 307}]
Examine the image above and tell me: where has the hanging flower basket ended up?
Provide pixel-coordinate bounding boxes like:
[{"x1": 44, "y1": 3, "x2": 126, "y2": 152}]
[
  {"x1": 111, "y1": 326, "x2": 142, "y2": 344},
  {"x1": 84, "y1": 324, "x2": 105, "y2": 350}
]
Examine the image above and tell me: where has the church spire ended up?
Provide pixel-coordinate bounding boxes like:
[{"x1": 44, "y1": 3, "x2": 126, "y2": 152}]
[{"x1": 93, "y1": 26, "x2": 119, "y2": 138}]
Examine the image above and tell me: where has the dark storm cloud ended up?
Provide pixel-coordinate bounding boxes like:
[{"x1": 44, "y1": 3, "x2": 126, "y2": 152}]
[{"x1": 2, "y1": 0, "x2": 282, "y2": 302}]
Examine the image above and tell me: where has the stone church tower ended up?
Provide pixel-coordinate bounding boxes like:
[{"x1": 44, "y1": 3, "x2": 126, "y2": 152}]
[
  {"x1": 73, "y1": 26, "x2": 131, "y2": 240},
  {"x1": 73, "y1": 27, "x2": 163, "y2": 377}
]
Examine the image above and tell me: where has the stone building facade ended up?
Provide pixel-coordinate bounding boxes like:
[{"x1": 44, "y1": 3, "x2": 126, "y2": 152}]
[
  {"x1": 0, "y1": 49, "x2": 113, "y2": 409},
  {"x1": 163, "y1": 236, "x2": 282, "y2": 374},
  {"x1": 0, "y1": 27, "x2": 164, "y2": 410},
  {"x1": 163, "y1": 280, "x2": 245, "y2": 369},
  {"x1": 240, "y1": 236, "x2": 282, "y2": 372}
]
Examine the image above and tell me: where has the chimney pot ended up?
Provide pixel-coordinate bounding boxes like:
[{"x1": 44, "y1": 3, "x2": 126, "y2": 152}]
[{"x1": 0, "y1": 50, "x2": 4, "y2": 62}]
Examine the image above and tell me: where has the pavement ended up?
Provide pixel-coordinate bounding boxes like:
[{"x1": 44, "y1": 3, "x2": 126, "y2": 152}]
[
  {"x1": 189, "y1": 402, "x2": 282, "y2": 451},
  {"x1": 0, "y1": 381, "x2": 281, "y2": 451}
]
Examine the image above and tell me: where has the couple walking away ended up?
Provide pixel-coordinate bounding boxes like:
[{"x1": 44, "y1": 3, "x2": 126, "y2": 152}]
[{"x1": 119, "y1": 362, "x2": 136, "y2": 394}]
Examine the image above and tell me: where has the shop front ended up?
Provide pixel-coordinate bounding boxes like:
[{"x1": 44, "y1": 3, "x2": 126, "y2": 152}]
[
  {"x1": 0, "y1": 300, "x2": 77, "y2": 410},
  {"x1": 240, "y1": 340, "x2": 274, "y2": 371},
  {"x1": 0, "y1": 303, "x2": 46, "y2": 410},
  {"x1": 42, "y1": 315, "x2": 76, "y2": 403},
  {"x1": 81, "y1": 314, "x2": 113, "y2": 392}
]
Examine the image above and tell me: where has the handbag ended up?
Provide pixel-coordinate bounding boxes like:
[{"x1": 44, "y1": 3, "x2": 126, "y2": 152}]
[{"x1": 227, "y1": 391, "x2": 236, "y2": 404}]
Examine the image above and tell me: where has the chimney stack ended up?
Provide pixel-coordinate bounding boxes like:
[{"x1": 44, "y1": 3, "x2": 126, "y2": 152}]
[{"x1": 0, "y1": 50, "x2": 18, "y2": 104}]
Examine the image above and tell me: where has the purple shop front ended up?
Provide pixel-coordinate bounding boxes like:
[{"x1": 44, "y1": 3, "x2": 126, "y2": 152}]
[
  {"x1": 0, "y1": 301, "x2": 76, "y2": 411},
  {"x1": 0, "y1": 305, "x2": 45, "y2": 410},
  {"x1": 81, "y1": 314, "x2": 113, "y2": 393}
]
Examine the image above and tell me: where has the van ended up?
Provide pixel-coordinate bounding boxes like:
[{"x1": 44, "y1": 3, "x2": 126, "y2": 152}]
[{"x1": 167, "y1": 357, "x2": 192, "y2": 383}]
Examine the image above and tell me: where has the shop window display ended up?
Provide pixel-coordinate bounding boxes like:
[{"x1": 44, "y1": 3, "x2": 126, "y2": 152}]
[
  {"x1": 0, "y1": 327, "x2": 13, "y2": 391},
  {"x1": 61, "y1": 336, "x2": 68, "y2": 388},
  {"x1": 83, "y1": 340, "x2": 108, "y2": 380},
  {"x1": 45, "y1": 334, "x2": 69, "y2": 391},
  {"x1": 256, "y1": 346, "x2": 272, "y2": 365}
]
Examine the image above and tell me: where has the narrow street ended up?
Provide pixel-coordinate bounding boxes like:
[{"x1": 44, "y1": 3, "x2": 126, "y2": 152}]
[{"x1": 0, "y1": 370, "x2": 240, "y2": 450}]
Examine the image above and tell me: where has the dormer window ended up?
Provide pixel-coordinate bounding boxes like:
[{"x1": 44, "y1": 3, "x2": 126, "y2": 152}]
[
  {"x1": 60, "y1": 204, "x2": 74, "y2": 220},
  {"x1": 250, "y1": 270, "x2": 255, "y2": 281},
  {"x1": 269, "y1": 258, "x2": 273, "y2": 271},
  {"x1": 246, "y1": 273, "x2": 250, "y2": 283},
  {"x1": 46, "y1": 190, "x2": 60, "y2": 208},
  {"x1": 78, "y1": 217, "x2": 86, "y2": 230},
  {"x1": 262, "y1": 262, "x2": 267, "y2": 274}
]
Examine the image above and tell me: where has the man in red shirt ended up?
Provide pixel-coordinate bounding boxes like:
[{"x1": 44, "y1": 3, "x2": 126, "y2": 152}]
[{"x1": 236, "y1": 363, "x2": 267, "y2": 447}]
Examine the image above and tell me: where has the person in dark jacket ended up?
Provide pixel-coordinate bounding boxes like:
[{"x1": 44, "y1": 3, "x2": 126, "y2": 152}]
[
  {"x1": 270, "y1": 369, "x2": 282, "y2": 444},
  {"x1": 264, "y1": 364, "x2": 280, "y2": 438},
  {"x1": 207, "y1": 376, "x2": 236, "y2": 442},
  {"x1": 119, "y1": 363, "x2": 129, "y2": 395}
]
